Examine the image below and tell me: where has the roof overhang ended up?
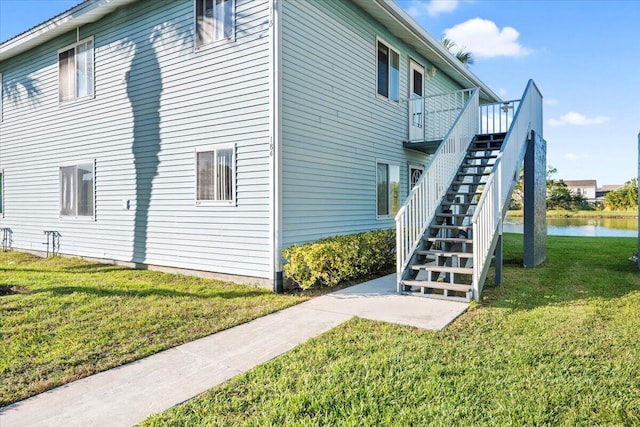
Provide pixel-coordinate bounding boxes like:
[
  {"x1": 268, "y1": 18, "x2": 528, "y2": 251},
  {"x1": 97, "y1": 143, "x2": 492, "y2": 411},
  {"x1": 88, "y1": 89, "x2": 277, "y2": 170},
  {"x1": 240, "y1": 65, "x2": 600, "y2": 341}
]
[
  {"x1": 0, "y1": 0, "x2": 141, "y2": 62},
  {"x1": 352, "y1": 0, "x2": 501, "y2": 103}
]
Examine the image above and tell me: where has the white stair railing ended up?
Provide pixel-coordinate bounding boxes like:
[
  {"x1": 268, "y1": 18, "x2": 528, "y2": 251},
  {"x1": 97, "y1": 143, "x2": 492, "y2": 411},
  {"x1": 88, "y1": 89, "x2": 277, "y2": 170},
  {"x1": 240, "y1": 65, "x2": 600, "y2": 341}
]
[
  {"x1": 472, "y1": 80, "x2": 543, "y2": 299},
  {"x1": 396, "y1": 88, "x2": 479, "y2": 288}
]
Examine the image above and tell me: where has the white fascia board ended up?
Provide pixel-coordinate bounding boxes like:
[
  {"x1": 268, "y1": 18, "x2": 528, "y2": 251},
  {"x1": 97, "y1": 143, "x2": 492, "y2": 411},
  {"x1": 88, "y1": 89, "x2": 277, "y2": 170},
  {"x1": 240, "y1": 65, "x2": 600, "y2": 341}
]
[{"x1": 0, "y1": 0, "x2": 141, "y2": 62}]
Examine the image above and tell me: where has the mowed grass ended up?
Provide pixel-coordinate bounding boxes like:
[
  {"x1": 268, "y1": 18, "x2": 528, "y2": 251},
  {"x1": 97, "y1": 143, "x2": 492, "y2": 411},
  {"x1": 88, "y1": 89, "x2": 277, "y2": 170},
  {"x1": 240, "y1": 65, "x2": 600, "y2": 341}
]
[
  {"x1": 0, "y1": 252, "x2": 306, "y2": 406},
  {"x1": 143, "y1": 234, "x2": 640, "y2": 426}
]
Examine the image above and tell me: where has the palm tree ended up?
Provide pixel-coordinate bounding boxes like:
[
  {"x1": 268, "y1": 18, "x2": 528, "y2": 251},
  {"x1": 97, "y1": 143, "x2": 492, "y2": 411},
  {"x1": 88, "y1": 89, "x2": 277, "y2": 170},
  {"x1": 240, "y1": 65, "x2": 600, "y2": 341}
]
[{"x1": 441, "y1": 37, "x2": 474, "y2": 67}]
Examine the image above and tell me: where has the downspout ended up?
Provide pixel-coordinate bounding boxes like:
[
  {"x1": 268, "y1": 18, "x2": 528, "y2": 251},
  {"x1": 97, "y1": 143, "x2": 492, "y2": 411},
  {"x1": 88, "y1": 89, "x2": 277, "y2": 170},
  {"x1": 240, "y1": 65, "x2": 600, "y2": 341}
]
[{"x1": 270, "y1": 0, "x2": 284, "y2": 293}]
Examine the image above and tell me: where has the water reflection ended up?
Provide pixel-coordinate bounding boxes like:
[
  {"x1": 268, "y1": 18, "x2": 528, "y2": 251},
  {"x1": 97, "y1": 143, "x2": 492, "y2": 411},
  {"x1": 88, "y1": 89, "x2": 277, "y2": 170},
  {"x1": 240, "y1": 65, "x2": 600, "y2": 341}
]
[{"x1": 504, "y1": 216, "x2": 638, "y2": 237}]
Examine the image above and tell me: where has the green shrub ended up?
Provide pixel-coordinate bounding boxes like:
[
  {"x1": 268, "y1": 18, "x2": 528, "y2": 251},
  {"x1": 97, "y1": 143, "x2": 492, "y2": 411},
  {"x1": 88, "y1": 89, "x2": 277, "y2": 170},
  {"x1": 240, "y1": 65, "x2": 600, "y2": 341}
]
[{"x1": 283, "y1": 229, "x2": 395, "y2": 289}]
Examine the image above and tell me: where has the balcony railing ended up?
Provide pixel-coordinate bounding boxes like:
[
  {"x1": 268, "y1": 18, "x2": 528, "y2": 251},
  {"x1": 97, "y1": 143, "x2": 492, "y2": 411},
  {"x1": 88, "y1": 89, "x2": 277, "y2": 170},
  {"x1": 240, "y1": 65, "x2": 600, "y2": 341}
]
[
  {"x1": 407, "y1": 89, "x2": 474, "y2": 142},
  {"x1": 479, "y1": 100, "x2": 521, "y2": 135}
]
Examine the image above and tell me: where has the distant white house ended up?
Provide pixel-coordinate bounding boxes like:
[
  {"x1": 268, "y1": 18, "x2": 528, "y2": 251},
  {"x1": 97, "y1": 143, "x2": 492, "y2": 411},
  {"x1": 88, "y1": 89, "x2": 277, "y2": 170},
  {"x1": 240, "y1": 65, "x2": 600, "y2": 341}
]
[
  {"x1": 596, "y1": 184, "x2": 624, "y2": 202},
  {"x1": 565, "y1": 180, "x2": 597, "y2": 203}
]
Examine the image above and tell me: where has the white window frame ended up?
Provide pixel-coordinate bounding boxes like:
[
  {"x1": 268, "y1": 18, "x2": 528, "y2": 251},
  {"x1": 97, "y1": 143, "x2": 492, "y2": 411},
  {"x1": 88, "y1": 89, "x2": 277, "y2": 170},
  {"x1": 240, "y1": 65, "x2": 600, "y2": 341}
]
[
  {"x1": 57, "y1": 36, "x2": 95, "y2": 104},
  {"x1": 376, "y1": 160, "x2": 401, "y2": 219},
  {"x1": 194, "y1": 0, "x2": 236, "y2": 50},
  {"x1": 376, "y1": 37, "x2": 400, "y2": 104},
  {"x1": 59, "y1": 160, "x2": 95, "y2": 220},
  {"x1": 0, "y1": 72, "x2": 3, "y2": 122},
  {"x1": 195, "y1": 144, "x2": 236, "y2": 206}
]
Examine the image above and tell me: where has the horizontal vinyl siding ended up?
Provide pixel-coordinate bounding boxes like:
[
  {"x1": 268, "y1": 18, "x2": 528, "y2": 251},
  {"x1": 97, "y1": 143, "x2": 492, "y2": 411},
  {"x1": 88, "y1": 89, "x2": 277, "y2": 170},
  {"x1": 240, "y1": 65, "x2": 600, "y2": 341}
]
[
  {"x1": 280, "y1": 0, "x2": 463, "y2": 246},
  {"x1": 0, "y1": 0, "x2": 273, "y2": 279}
]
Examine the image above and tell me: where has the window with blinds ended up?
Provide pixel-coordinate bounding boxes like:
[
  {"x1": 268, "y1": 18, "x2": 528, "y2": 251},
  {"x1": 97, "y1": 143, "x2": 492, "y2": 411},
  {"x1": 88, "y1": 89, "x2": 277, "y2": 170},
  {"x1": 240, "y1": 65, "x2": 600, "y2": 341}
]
[
  {"x1": 58, "y1": 38, "x2": 94, "y2": 102},
  {"x1": 196, "y1": 144, "x2": 235, "y2": 205},
  {"x1": 196, "y1": 0, "x2": 235, "y2": 48}
]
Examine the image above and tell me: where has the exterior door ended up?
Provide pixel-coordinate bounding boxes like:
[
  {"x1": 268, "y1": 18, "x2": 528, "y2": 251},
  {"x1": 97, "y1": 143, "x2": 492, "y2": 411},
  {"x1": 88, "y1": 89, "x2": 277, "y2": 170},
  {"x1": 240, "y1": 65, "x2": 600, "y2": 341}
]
[
  {"x1": 408, "y1": 60, "x2": 425, "y2": 141},
  {"x1": 409, "y1": 164, "x2": 424, "y2": 189}
]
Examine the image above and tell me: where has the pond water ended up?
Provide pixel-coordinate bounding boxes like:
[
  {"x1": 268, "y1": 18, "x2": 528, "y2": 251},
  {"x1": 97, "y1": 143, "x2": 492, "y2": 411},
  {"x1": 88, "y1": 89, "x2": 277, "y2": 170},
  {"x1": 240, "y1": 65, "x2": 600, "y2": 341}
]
[{"x1": 503, "y1": 216, "x2": 638, "y2": 238}]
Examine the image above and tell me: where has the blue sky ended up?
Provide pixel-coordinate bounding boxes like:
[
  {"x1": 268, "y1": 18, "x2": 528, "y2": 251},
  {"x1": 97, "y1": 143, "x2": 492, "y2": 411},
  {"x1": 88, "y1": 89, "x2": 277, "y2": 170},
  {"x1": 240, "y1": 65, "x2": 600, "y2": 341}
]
[
  {"x1": 1, "y1": 0, "x2": 638, "y2": 186},
  {"x1": 396, "y1": 0, "x2": 640, "y2": 186}
]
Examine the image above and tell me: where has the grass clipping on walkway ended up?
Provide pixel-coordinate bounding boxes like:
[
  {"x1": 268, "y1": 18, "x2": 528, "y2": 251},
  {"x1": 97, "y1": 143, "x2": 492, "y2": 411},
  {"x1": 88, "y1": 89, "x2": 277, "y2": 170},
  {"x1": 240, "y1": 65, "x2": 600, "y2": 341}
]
[
  {"x1": 143, "y1": 235, "x2": 640, "y2": 426},
  {"x1": 0, "y1": 253, "x2": 306, "y2": 406}
]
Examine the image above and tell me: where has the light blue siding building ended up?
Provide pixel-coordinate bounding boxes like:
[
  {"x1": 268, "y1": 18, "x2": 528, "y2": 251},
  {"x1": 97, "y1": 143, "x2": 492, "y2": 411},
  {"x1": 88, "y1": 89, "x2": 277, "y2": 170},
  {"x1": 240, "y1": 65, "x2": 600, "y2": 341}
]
[{"x1": 0, "y1": 0, "x2": 543, "y2": 297}]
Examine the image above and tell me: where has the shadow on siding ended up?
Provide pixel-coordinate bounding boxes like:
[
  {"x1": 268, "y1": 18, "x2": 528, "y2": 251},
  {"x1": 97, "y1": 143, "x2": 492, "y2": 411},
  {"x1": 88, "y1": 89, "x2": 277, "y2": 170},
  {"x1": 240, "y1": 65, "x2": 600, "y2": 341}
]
[{"x1": 127, "y1": 31, "x2": 162, "y2": 265}]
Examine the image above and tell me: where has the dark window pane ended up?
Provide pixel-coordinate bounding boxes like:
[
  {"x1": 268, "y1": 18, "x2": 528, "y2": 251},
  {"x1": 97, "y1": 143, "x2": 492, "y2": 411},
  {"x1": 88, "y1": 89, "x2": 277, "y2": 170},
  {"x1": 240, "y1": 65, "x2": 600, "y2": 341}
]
[
  {"x1": 377, "y1": 42, "x2": 389, "y2": 98},
  {"x1": 216, "y1": 148, "x2": 233, "y2": 201},
  {"x1": 59, "y1": 49, "x2": 74, "y2": 102},
  {"x1": 389, "y1": 164, "x2": 400, "y2": 215},
  {"x1": 413, "y1": 69, "x2": 423, "y2": 97},
  {"x1": 196, "y1": 0, "x2": 214, "y2": 47},
  {"x1": 389, "y1": 49, "x2": 399, "y2": 102},
  {"x1": 60, "y1": 166, "x2": 76, "y2": 216},
  {"x1": 197, "y1": 151, "x2": 215, "y2": 200},
  {"x1": 77, "y1": 163, "x2": 94, "y2": 216},
  {"x1": 377, "y1": 163, "x2": 389, "y2": 216}
]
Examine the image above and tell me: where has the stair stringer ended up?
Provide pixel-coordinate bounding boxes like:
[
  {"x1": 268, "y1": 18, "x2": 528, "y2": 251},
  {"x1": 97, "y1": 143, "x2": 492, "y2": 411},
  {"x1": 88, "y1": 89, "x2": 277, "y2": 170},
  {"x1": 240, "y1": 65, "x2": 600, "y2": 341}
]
[{"x1": 471, "y1": 132, "x2": 531, "y2": 299}]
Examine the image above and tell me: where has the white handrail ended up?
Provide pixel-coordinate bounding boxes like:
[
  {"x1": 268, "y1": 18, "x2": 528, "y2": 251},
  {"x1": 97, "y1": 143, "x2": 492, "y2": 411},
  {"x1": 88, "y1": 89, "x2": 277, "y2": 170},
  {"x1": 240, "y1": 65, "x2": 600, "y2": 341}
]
[
  {"x1": 472, "y1": 80, "x2": 543, "y2": 299},
  {"x1": 396, "y1": 88, "x2": 479, "y2": 288}
]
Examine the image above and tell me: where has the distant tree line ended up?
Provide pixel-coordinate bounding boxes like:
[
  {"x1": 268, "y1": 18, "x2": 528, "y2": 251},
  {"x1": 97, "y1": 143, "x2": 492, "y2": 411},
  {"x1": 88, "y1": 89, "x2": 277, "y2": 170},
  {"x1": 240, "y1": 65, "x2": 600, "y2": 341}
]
[{"x1": 509, "y1": 167, "x2": 638, "y2": 211}]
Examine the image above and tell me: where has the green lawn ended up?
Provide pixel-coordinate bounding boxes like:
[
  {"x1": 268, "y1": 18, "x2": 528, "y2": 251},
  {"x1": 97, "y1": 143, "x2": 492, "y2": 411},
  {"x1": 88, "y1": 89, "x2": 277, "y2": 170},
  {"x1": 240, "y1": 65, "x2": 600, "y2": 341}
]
[
  {"x1": 143, "y1": 234, "x2": 640, "y2": 426},
  {"x1": 0, "y1": 252, "x2": 306, "y2": 406}
]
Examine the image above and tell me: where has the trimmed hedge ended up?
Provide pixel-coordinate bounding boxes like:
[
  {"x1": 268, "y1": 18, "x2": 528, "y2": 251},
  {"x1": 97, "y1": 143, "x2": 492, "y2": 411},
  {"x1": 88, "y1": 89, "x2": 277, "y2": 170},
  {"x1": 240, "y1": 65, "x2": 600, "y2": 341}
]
[{"x1": 282, "y1": 229, "x2": 395, "y2": 289}]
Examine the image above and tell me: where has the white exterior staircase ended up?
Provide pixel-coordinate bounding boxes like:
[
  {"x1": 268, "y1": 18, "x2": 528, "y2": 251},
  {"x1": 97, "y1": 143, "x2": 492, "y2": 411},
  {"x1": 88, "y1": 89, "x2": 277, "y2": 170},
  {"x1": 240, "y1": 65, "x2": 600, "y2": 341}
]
[{"x1": 396, "y1": 80, "x2": 543, "y2": 302}]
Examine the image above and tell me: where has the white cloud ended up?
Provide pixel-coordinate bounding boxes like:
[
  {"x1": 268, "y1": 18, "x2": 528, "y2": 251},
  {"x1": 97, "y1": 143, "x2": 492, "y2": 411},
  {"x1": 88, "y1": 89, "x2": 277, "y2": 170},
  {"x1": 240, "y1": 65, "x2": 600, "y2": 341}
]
[
  {"x1": 406, "y1": 5, "x2": 422, "y2": 18},
  {"x1": 427, "y1": 0, "x2": 459, "y2": 16},
  {"x1": 498, "y1": 88, "x2": 508, "y2": 97},
  {"x1": 564, "y1": 153, "x2": 589, "y2": 160},
  {"x1": 544, "y1": 98, "x2": 559, "y2": 105},
  {"x1": 548, "y1": 112, "x2": 610, "y2": 127},
  {"x1": 405, "y1": 0, "x2": 459, "y2": 18},
  {"x1": 444, "y1": 18, "x2": 532, "y2": 58}
]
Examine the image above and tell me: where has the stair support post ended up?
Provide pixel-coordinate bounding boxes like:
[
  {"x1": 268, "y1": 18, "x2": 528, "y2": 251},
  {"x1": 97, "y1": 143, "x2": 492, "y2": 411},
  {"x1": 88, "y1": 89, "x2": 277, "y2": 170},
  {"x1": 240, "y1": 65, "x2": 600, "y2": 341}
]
[
  {"x1": 494, "y1": 233, "x2": 503, "y2": 285},
  {"x1": 523, "y1": 130, "x2": 547, "y2": 267}
]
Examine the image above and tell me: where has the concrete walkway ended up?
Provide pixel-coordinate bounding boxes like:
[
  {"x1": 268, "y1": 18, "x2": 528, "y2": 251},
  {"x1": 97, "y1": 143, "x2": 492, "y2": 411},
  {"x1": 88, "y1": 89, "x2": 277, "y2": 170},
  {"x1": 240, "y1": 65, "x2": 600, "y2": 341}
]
[{"x1": 0, "y1": 274, "x2": 468, "y2": 427}]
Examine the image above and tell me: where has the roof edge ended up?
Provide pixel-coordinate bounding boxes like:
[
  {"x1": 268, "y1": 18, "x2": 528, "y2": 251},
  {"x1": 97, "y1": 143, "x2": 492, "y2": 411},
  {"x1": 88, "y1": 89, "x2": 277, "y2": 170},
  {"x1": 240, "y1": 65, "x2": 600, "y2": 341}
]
[{"x1": 0, "y1": 0, "x2": 140, "y2": 62}]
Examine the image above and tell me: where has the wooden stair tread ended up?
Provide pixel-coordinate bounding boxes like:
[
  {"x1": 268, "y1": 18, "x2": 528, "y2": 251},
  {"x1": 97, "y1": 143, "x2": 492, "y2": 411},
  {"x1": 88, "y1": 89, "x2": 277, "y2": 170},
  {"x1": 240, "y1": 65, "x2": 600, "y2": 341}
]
[
  {"x1": 466, "y1": 154, "x2": 498, "y2": 159},
  {"x1": 457, "y1": 172, "x2": 491, "y2": 176},
  {"x1": 400, "y1": 280, "x2": 471, "y2": 293},
  {"x1": 417, "y1": 250, "x2": 473, "y2": 258},
  {"x1": 451, "y1": 180, "x2": 488, "y2": 185},
  {"x1": 459, "y1": 164, "x2": 493, "y2": 169},
  {"x1": 431, "y1": 224, "x2": 472, "y2": 229},
  {"x1": 426, "y1": 237, "x2": 472, "y2": 244},
  {"x1": 411, "y1": 265, "x2": 473, "y2": 274},
  {"x1": 468, "y1": 147, "x2": 501, "y2": 152},
  {"x1": 442, "y1": 201, "x2": 477, "y2": 205},
  {"x1": 446, "y1": 191, "x2": 481, "y2": 196},
  {"x1": 436, "y1": 212, "x2": 472, "y2": 218}
]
